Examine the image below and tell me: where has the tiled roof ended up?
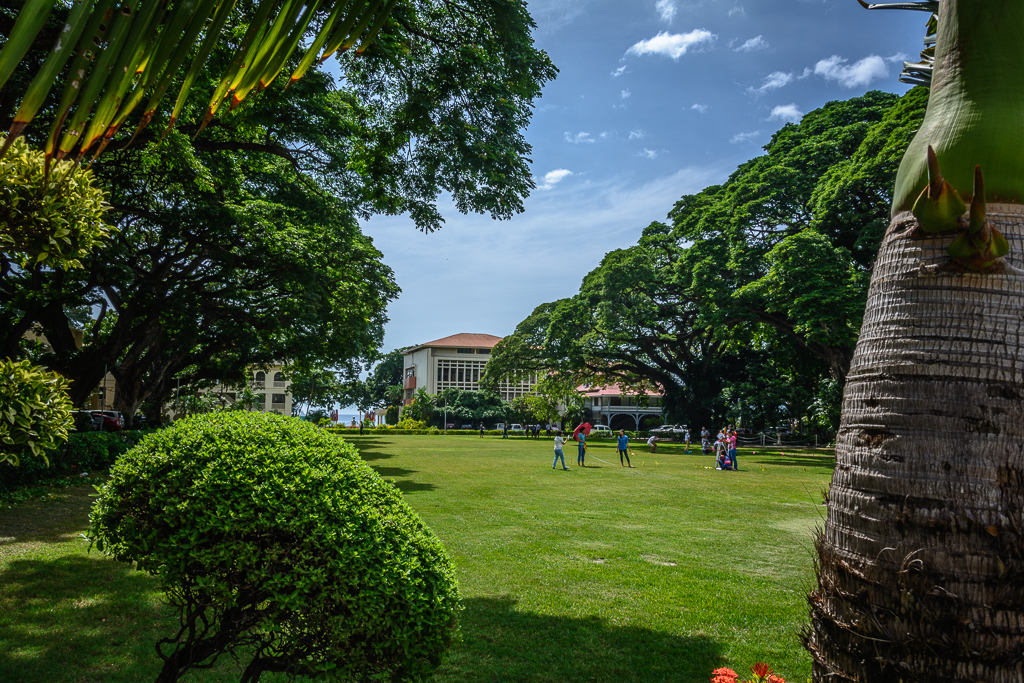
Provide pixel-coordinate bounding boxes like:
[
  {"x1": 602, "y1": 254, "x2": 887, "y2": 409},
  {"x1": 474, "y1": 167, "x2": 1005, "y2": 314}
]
[{"x1": 416, "y1": 333, "x2": 504, "y2": 348}]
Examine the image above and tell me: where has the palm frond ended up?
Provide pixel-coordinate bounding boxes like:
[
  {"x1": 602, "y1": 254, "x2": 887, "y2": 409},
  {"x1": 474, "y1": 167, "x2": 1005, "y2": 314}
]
[
  {"x1": 860, "y1": 0, "x2": 939, "y2": 86},
  {"x1": 0, "y1": 0, "x2": 399, "y2": 162}
]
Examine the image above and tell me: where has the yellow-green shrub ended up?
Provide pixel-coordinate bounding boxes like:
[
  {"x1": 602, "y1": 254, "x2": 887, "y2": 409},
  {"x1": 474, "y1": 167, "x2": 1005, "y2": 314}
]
[
  {"x1": 0, "y1": 136, "x2": 111, "y2": 268},
  {"x1": 0, "y1": 358, "x2": 72, "y2": 465}
]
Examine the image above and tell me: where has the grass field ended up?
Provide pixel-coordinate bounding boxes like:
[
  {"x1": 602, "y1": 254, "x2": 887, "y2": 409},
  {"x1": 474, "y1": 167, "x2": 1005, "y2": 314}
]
[{"x1": 0, "y1": 434, "x2": 834, "y2": 682}]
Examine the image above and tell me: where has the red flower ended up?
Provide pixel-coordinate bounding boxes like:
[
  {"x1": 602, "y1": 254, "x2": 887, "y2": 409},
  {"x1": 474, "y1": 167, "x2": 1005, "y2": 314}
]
[
  {"x1": 767, "y1": 676, "x2": 786, "y2": 683},
  {"x1": 710, "y1": 668, "x2": 739, "y2": 683},
  {"x1": 751, "y1": 662, "x2": 772, "y2": 679}
]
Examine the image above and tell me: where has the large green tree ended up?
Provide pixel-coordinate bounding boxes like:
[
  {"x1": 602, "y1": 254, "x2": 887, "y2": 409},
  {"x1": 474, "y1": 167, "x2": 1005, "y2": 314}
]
[
  {"x1": 1, "y1": 1, "x2": 556, "y2": 424},
  {"x1": 486, "y1": 90, "x2": 927, "y2": 432},
  {"x1": 808, "y1": 3, "x2": 1024, "y2": 679}
]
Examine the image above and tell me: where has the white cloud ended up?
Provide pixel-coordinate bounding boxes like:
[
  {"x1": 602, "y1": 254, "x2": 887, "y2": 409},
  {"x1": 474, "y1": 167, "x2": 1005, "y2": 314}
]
[
  {"x1": 748, "y1": 71, "x2": 793, "y2": 95},
  {"x1": 626, "y1": 29, "x2": 717, "y2": 60},
  {"x1": 611, "y1": 64, "x2": 629, "y2": 77},
  {"x1": 621, "y1": 89, "x2": 631, "y2": 99},
  {"x1": 599, "y1": 131, "x2": 611, "y2": 139},
  {"x1": 640, "y1": 148, "x2": 659, "y2": 159},
  {"x1": 730, "y1": 130, "x2": 762, "y2": 144},
  {"x1": 734, "y1": 35, "x2": 768, "y2": 52},
  {"x1": 655, "y1": 0, "x2": 677, "y2": 23},
  {"x1": 529, "y1": 0, "x2": 588, "y2": 35},
  {"x1": 564, "y1": 131, "x2": 596, "y2": 144},
  {"x1": 629, "y1": 129, "x2": 645, "y2": 140},
  {"x1": 691, "y1": 103, "x2": 709, "y2": 113},
  {"x1": 769, "y1": 103, "x2": 803, "y2": 123},
  {"x1": 728, "y1": 4, "x2": 746, "y2": 18},
  {"x1": 814, "y1": 54, "x2": 888, "y2": 88},
  {"x1": 537, "y1": 168, "x2": 573, "y2": 190}
]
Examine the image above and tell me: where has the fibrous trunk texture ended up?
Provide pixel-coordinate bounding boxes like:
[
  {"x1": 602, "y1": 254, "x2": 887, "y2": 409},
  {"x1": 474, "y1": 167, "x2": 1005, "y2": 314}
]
[{"x1": 808, "y1": 206, "x2": 1024, "y2": 682}]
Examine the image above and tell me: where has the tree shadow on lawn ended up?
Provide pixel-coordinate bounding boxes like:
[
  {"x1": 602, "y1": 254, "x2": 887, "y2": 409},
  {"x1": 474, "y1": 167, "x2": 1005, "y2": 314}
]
[
  {"x1": 0, "y1": 485, "x2": 96, "y2": 550},
  {"x1": 439, "y1": 595, "x2": 724, "y2": 682},
  {"x1": 746, "y1": 454, "x2": 835, "y2": 471},
  {"x1": 0, "y1": 554, "x2": 173, "y2": 683}
]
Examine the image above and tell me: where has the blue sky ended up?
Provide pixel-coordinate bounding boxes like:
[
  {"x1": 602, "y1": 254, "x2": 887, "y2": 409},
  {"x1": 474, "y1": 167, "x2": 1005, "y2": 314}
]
[{"x1": 362, "y1": 0, "x2": 926, "y2": 355}]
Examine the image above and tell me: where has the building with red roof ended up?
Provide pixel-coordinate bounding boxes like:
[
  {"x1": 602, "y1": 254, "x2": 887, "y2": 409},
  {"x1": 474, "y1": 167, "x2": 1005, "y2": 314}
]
[{"x1": 402, "y1": 333, "x2": 537, "y2": 403}]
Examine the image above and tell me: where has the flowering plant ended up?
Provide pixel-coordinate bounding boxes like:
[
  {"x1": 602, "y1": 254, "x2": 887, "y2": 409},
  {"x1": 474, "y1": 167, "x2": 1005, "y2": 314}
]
[{"x1": 711, "y1": 662, "x2": 785, "y2": 683}]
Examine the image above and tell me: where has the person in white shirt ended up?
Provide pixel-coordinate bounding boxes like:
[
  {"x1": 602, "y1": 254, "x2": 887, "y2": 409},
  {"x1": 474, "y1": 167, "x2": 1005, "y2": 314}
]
[
  {"x1": 647, "y1": 434, "x2": 658, "y2": 452},
  {"x1": 553, "y1": 431, "x2": 569, "y2": 470},
  {"x1": 684, "y1": 429, "x2": 691, "y2": 453}
]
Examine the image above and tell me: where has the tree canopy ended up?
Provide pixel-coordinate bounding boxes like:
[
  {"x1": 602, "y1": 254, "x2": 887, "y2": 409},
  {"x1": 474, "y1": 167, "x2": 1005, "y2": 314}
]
[
  {"x1": 485, "y1": 89, "x2": 928, "y2": 431},
  {"x1": 1, "y1": 0, "x2": 557, "y2": 423}
]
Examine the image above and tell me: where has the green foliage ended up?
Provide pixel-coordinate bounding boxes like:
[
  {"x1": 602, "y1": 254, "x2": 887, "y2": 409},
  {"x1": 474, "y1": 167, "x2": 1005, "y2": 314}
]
[
  {"x1": 363, "y1": 350, "x2": 406, "y2": 408},
  {"x1": 487, "y1": 90, "x2": 929, "y2": 432},
  {"x1": 0, "y1": 136, "x2": 111, "y2": 268},
  {"x1": 405, "y1": 387, "x2": 435, "y2": 423},
  {"x1": 0, "y1": 358, "x2": 72, "y2": 465},
  {"x1": 0, "y1": 428, "x2": 151, "y2": 494},
  {"x1": 88, "y1": 412, "x2": 461, "y2": 682}
]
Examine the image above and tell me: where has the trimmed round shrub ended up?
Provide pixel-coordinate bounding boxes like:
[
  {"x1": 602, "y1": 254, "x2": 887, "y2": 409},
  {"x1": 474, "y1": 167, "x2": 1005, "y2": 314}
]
[{"x1": 88, "y1": 412, "x2": 460, "y2": 682}]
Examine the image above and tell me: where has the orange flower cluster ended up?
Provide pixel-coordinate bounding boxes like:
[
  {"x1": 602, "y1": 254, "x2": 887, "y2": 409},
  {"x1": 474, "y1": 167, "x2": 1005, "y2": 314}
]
[{"x1": 710, "y1": 663, "x2": 785, "y2": 683}]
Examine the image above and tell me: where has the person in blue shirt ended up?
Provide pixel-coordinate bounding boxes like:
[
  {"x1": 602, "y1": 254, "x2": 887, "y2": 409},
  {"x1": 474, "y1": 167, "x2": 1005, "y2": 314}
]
[
  {"x1": 617, "y1": 430, "x2": 633, "y2": 467},
  {"x1": 576, "y1": 428, "x2": 587, "y2": 466}
]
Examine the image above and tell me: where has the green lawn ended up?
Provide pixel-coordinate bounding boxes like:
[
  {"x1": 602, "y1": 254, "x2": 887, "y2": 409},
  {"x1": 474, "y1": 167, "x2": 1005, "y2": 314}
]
[{"x1": 0, "y1": 434, "x2": 833, "y2": 682}]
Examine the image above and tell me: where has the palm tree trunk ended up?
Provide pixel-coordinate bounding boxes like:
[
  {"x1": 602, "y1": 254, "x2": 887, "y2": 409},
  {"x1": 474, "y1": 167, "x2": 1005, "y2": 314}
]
[{"x1": 807, "y1": 206, "x2": 1024, "y2": 681}]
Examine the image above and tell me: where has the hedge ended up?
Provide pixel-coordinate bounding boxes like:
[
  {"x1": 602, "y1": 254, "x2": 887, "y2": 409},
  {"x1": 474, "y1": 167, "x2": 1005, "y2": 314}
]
[{"x1": 0, "y1": 429, "x2": 155, "y2": 494}]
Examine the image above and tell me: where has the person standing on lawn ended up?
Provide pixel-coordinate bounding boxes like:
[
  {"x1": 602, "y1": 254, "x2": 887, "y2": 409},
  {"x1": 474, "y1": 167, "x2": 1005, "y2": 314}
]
[
  {"x1": 684, "y1": 429, "x2": 691, "y2": 453},
  {"x1": 577, "y1": 428, "x2": 587, "y2": 466},
  {"x1": 479, "y1": 422, "x2": 485, "y2": 438},
  {"x1": 502, "y1": 424, "x2": 508, "y2": 439},
  {"x1": 553, "y1": 430, "x2": 568, "y2": 470},
  {"x1": 728, "y1": 430, "x2": 739, "y2": 471},
  {"x1": 617, "y1": 430, "x2": 633, "y2": 467}
]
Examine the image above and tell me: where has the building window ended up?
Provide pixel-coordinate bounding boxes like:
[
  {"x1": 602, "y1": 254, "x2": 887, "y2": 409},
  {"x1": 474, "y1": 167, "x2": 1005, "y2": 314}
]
[
  {"x1": 273, "y1": 372, "x2": 286, "y2": 388},
  {"x1": 457, "y1": 348, "x2": 472, "y2": 354},
  {"x1": 254, "y1": 371, "x2": 265, "y2": 382},
  {"x1": 256, "y1": 394, "x2": 266, "y2": 404},
  {"x1": 477, "y1": 348, "x2": 490, "y2": 354},
  {"x1": 272, "y1": 393, "x2": 286, "y2": 404},
  {"x1": 457, "y1": 368, "x2": 464, "y2": 382}
]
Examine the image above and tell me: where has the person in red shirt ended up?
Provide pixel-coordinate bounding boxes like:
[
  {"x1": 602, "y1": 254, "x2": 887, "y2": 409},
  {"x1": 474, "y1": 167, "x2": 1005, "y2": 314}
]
[{"x1": 728, "y1": 430, "x2": 739, "y2": 471}]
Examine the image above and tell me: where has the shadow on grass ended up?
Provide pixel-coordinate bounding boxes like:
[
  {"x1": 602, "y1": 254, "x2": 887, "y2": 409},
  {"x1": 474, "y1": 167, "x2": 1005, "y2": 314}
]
[
  {"x1": 393, "y1": 480, "x2": 438, "y2": 494},
  {"x1": 748, "y1": 455, "x2": 836, "y2": 470},
  {"x1": 438, "y1": 596, "x2": 724, "y2": 682},
  {"x1": 0, "y1": 554, "x2": 171, "y2": 683},
  {"x1": 371, "y1": 466, "x2": 418, "y2": 478},
  {"x1": 0, "y1": 485, "x2": 96, "y2": 548}
]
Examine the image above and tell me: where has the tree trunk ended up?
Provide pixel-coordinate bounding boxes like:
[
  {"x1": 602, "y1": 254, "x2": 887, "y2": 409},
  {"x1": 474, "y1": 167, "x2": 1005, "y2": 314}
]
[{"x1": 807, "y1": 207, "x2": 1024, "y2": 681}]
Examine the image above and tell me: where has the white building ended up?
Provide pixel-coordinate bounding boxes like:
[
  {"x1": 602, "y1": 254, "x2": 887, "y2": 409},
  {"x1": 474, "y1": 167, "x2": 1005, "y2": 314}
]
[
  {"x1": 401, "y1": 333, "x2": 537, "y2": 404},
  {"x1": 166, "y1": 365, "x2": 293, "y2": 419},
  {"x1": 580, "y1": 384, "x2": 664, "y2": 431}
]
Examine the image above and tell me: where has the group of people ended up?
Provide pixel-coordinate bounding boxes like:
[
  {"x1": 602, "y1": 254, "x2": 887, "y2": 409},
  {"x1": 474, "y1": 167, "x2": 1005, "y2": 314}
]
[
  {"x1": 701, "y1": 426, "x2": 739, "y2": 471},
  {"x1": 551, "y1": 429, "x2": 659, "y2": 470},
  {"x1": 499, "y1": 423, "x2": 550, "y2": 439}
]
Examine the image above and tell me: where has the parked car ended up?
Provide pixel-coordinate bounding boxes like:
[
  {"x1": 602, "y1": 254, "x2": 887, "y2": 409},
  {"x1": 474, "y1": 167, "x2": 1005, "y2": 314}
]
[
  {"x1": 90, "y1": 410, "x2": 124, "y2": 431},
  {"x1": 590, "y1": 425, "x2": 612, "y2": 436},
  {"x1": 70, "y1": 410, "x2": 100, "y2": 431},
  {"x1": 509, "y1": 423, "x2": 524, "y2": 432},
  {"x1": 460, "y1": 424, "x2": 473, "y2": 430},
  {"x1": 650, "y1": 424, "x2": 684, "y2": 437},
  {"x1": 494, "y1": 423, "x2": 506, "y2": 431}
]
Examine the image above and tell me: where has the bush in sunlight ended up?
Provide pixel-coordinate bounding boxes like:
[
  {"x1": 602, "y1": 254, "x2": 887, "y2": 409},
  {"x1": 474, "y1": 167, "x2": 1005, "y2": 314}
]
[{"x1": 88, "y1": 412, "x2": 460, "y2": 682}]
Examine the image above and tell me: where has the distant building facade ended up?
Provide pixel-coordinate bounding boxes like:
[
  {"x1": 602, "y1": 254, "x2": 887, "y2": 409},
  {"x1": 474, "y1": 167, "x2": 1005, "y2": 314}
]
[
  {"x1": 401, "y1": 333, "x2": 537, "y2": 404},
  {"x1": 580, "y1": 385, "x2": 664, "y2": 431}
]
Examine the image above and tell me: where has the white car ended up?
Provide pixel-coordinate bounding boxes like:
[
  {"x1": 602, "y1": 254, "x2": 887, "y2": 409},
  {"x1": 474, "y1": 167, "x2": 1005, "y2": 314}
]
[{"x1": 590, "y1": 425, "x2": 612, "y2": 436}]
